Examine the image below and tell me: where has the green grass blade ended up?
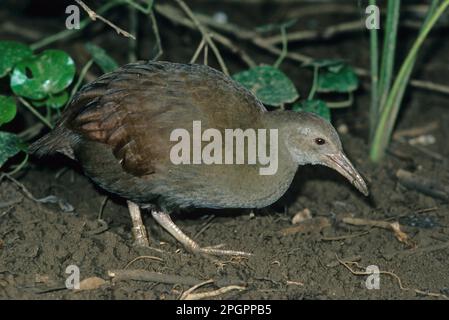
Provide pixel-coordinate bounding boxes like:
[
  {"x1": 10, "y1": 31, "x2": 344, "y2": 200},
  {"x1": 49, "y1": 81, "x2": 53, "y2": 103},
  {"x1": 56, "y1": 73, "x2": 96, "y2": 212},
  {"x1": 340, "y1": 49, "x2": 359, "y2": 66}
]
[
  {"x1": 370, "y1": 0, "x2": 449, "y2": 162},
  {"x1": 369, "y1": 0, "x2": 379, "y2": 139},
  {"x1": 378, "y1": 0, "x2": 400, "y2": 112}
]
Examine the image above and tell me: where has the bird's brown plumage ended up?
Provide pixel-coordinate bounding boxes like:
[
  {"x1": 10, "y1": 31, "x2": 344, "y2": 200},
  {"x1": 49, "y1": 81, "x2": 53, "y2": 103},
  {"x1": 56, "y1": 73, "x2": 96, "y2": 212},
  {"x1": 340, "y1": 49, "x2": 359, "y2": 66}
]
[
  {"x1": 66, "y1": 61, "x2": 265, "y2": 174},
  {"x1": 31, "y1": 61, "x2": 296, "y2": 211},
  {"x1": 30, "y1": 61, "x2": 368, "y2": 254}
]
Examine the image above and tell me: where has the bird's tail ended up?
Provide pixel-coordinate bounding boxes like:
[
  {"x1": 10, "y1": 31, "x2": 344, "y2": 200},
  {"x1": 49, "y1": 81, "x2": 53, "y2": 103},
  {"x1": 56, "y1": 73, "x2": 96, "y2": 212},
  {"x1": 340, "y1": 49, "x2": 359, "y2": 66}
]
[{"x1": 29, "y1": 127, "x2": 77, "y2": 159}]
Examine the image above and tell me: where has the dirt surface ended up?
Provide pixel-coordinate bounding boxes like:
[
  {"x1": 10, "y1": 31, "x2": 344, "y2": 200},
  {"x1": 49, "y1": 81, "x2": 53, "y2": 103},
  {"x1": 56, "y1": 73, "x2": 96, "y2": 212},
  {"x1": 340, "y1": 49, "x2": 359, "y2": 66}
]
[{"x1": 1, "y1": 1, "x2": 449, "y2": 299}]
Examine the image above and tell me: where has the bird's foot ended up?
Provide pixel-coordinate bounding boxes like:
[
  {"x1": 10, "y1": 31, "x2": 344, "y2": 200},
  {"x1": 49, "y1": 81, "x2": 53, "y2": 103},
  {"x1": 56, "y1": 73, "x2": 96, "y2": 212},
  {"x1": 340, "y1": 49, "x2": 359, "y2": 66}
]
[
  {"x1": 127, "y1": 201, "x2": 150, "y2": 247},
  {"x1": 151, "y1": 210, "x2": 252, "y2": 257},
  {"x1": 132, "y1": 226, "x2": 150, "y2": 247}
]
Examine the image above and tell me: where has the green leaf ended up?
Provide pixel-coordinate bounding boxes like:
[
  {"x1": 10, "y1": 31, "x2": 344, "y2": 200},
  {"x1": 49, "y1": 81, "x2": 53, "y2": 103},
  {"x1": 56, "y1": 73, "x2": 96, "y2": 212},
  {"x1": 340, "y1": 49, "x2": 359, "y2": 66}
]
[
  {"x1": 85, "y1": 43, "x2": 118, "y2": 73},
  {"x1": 292, "y1": 99, "x2": 331, "y2": 121},
  {"x1": 10, "y1": 50, "x2": 76, "y2": 100},
  {"x1": 317, "y1": 64, "x2": 359, "y2": 93},
  {"x1": 0, "y1": 95, "x2": 17, "y2": 126},
  {"x1": 233, "y1": 66, "x2": 299, "y2": 106},
  {"x1": 0, "y1": 131, "x2": 27, "y2": 167},
  {"x1": 32, "y1": 91, "x2": 69, "y2": 109},
  {"x1": 0, "y1": 41, "x2": 33, "y2": 78}
]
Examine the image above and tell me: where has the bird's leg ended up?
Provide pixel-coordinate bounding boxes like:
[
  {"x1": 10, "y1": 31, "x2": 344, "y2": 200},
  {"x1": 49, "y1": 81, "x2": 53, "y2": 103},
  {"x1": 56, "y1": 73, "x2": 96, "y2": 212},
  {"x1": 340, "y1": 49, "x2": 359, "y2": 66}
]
[
  {"x1": 151, "y1": 210, "x2": 251, "y2": 257},
  {"x1": 127, "y1": 201, "x2": 150, "y2": 247}
]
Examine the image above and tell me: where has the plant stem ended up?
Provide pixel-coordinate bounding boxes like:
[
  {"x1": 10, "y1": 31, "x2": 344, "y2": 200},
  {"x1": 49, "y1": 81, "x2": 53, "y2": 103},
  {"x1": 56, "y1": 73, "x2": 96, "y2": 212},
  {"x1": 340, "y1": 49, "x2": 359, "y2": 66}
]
[
  {"x1": 370, "y1": 0, "x2": 449, "y2": 162},
  {"x1": 30, "y1": 1, "x2": 121, "y2": 51},
  {"x1": 128, "y1": 5, "x2": 138, "y2": 62},
  {"x1": 308, "y1": 66, "x2": 319, "y2": 100},
  {"x1": 174, "y1": 0, "x2": 229, "y2": 75},
  {"x1": 8, "y1": 154, "x2": 29, "y2": 176},
  {"x1": 378, "y1": 0, "x2": 401, "y2": 112},
  {"x1": 70, "y1": 59, "x2": 94, "y2": 101},
  {"x1": 123, "y1": 0, "x2": 162, "y2": 60},
  {"x1": 18, "y1": 97, "x2": 53, "y2": 129},
  {"x1": 326, "y1": 92, "x2": 354, "y2": 108},
  {"x1": 123, "y1": 0, "x2": 153, "y2": 13},
  {"x1": 190, "y1": 39, "x2": 206, "y2": 63},
  {"x1": 368, "y1": 0, "x2": 379, "y2": 140},
  {"x1": 149, "y1": 10, "x2": 163, "y2": 60},
  {"x1": 274, "y1": 26, "x2": 288, "y2": 68}
]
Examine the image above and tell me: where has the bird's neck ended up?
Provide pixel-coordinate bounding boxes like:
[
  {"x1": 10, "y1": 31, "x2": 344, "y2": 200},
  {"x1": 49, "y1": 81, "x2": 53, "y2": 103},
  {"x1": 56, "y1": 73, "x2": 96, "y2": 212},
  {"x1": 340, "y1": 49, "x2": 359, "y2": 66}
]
[
  {"x1": 232, "y1": 111, "x2": 299, "y2": 208},
  {"x1": 248, "y1": 154, "x2": 298, "y2": 208}
]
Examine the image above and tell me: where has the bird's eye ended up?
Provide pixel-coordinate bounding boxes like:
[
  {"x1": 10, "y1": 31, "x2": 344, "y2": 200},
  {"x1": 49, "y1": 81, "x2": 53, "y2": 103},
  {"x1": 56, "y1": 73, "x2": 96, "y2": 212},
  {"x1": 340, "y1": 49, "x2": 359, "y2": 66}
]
[{"x1": 315, "y1": 138, "x2": 326, "y2": 145}]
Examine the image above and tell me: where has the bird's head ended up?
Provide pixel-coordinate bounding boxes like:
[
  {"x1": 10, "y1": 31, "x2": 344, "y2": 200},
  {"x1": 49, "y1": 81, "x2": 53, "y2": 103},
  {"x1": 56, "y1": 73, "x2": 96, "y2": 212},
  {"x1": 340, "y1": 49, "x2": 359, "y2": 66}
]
[{"x1": 284, "y1": 112, "x2": 368, "y2": 196}]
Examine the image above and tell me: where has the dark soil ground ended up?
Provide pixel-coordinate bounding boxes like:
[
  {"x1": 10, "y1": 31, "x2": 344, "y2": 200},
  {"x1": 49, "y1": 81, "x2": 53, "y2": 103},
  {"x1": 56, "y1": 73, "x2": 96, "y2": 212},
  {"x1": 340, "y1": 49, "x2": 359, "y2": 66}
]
[{"x1": 1, "y1": 1, "x2": 449, "y2": 299}]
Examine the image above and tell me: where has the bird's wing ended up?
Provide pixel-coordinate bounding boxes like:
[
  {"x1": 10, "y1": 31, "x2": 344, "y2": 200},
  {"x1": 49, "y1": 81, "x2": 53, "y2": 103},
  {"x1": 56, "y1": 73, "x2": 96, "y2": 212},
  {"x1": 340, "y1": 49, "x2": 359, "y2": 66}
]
[{"x1": 60, "y1": 61, "x2": 265, "y2": 177}]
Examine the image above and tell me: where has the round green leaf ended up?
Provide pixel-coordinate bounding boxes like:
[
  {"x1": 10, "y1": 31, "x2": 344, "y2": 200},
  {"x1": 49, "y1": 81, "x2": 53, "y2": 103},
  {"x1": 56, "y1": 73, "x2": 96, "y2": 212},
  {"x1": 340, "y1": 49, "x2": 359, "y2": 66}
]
[
  {"x1": 0, "y1": 41, "x2": 33, "y2": 78},
  {"x1": 0, "y1": 131, "x2": 27, "y2": 167},
  {"x1": 32, "y1": 91, "x2": 69, "y2": 109},
  {"x1": 0, "y1": 95, "x2": 17, "y2": 126},
  {"x1": 317, "y1": 64, "x2": 359, "y2": 93},
  {"x1": 10, "y1": 50, "x2": 76, "y2": 100},
  {"x1": 233, "y1": 65, "x2": 299, "y2": 106},
  {"x1": 292, "y1": 99, "x2": 331, "y2": 122}
]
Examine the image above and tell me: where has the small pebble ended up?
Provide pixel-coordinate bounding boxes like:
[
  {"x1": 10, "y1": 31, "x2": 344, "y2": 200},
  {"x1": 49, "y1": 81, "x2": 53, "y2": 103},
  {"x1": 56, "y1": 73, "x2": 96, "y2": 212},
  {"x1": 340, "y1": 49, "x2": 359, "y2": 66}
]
[
  {"x1": 408, "y1": 134, "x2": 436, "y2": 146},
  {"x1": 291, "y1": 208, "x2": 312, "y2": 224},
  {"x1": 337, "y1": 124, "x2": 349, "y2": 135},
  {"x1": 213, "y1": 11, "x2": 228, "y2": 24}
]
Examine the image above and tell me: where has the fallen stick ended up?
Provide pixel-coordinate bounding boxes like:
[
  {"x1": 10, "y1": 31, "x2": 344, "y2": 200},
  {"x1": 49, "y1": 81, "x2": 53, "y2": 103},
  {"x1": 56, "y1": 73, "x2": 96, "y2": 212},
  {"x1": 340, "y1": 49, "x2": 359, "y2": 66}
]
[
  {"x1": 343, "y1": 217, "x2": 394, "y2": 229},
  {"x1": 393, "y1": 121, "x2": 439, "y2": 140},
  {"x1": 342, "y1": 217, "x2": 414, "y2": 247},
  {"x1": 180, "y1": 279, "x2": 246, "y2": 300},
  {"x1": 396, "y1": 169, "x2": 449, "y2": 201},
  {"x1": 321, "y1": 231, "x2": 369, "y2": 241},
  {"x1": 123, "y1": 255, "x2": 164, "y2": 269},
  {"x1": 108, "y1": 269, "x2": 243, "y2": 288},
  {"x1": 279, "y1": 217, "x2": 330, "y2": 236},
  {"x1": 181, "y1": 285, "x2": 246, "y2": 300},
  {"x1": 108, "y1": 269, "x2": 203, "y2": 286}
]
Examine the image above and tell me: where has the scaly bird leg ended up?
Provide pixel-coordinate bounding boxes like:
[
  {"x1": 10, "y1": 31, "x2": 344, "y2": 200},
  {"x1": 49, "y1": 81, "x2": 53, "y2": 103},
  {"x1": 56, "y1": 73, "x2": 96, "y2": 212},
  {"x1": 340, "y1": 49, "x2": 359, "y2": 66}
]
[
  {"x1": 151, "y1": 210, "x2": 251, "y2": 257},
  {"x1": 127, "y1": 201, "x2": 150, "y2": 247}
]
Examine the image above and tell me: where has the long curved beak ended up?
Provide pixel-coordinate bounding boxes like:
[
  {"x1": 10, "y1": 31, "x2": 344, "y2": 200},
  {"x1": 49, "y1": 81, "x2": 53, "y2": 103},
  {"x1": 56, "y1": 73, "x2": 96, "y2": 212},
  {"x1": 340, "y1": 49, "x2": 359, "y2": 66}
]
[{"x1": 324, "y1": 152, "x2": 369, "y2": 196}]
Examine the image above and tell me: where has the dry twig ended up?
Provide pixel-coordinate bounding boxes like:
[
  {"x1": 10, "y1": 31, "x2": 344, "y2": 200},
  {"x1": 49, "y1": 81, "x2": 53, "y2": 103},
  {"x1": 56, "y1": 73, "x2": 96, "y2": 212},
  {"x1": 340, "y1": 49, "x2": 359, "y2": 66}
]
[
  {"x1": 393, "y1": 121, "x2": 439, "y2": 140},
  {"x1": 155, "y1": 4, "x2": 255, "y2": 67},
  {"x1": 108, "y1": 269, "x2": 203, "y2": 286},
  {"x1": 156, "y1": 3, "x2": 449, "y2": 96},
  {"x1": 174, "y1": 0, "x2": 229, "y2": 75},
  {"x1": 180, "y1": 279, "x2": 245, "y2": 300},
  {"x1": 321, "y1": 231, "x2": 369, "y2": 241},
  {"x1": 342, "y1": 217, "x2": 415, "y2": 248},
  {"x1": 75, "y1": 0, "x2": 136, "y2": 39},
  {"x1": 280, "y1": 217, "x2": 330, "y2": 236},
  {"x1": 336, "y1": 256, "x2": 449, "y2": 299},
  {"x1": 396, "y1": 169, "x2": 449, "y2": 201},
  {"x1": 123, "y1": 255, "x2": 164, "y2": 269}
]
